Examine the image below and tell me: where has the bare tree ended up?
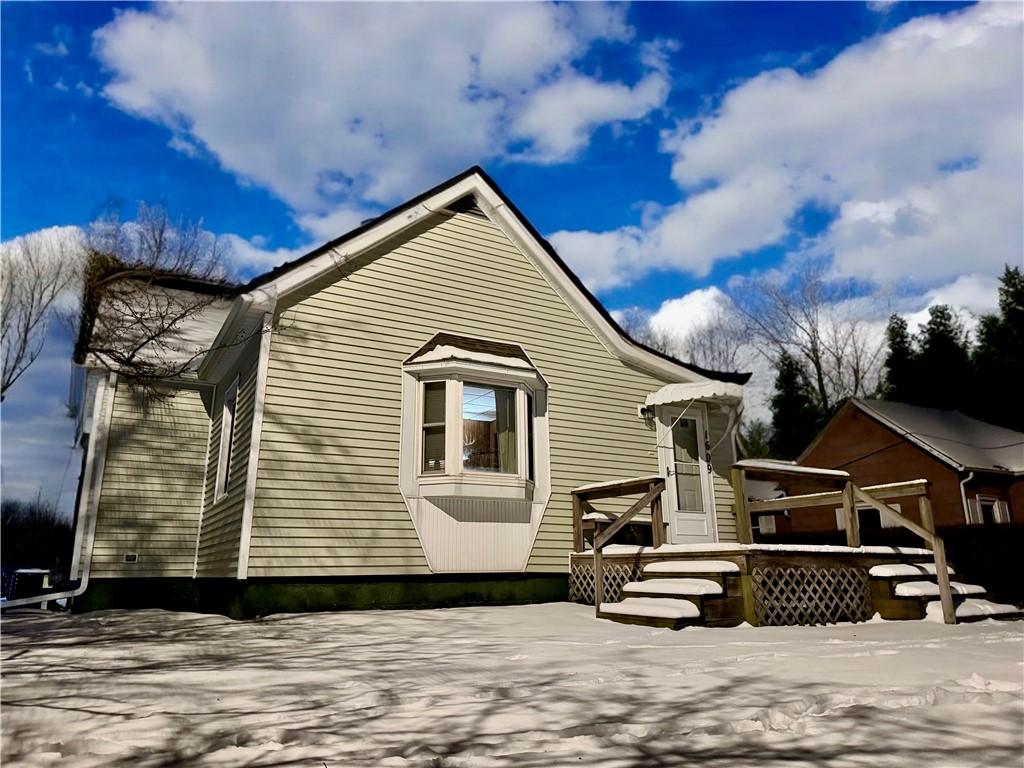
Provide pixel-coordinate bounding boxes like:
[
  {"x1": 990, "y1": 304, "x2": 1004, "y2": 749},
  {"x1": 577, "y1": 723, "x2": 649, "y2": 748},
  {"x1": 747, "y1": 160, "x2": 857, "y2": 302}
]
[
  {"x1": 1, "y1": 230, "x2": 79, "y2": 400},
  {"x1": 730, "y1": 262, "x2": 885, "y2": 412},
  {"x1": 617, "y1": 307, "x2": 674, "y2": 355},
  {"x1": 683, "y1": 305, "x2": 749, "y2": 373},
  {"x1": 72, "y1": 204, "x2": 236, "y2": 388}
]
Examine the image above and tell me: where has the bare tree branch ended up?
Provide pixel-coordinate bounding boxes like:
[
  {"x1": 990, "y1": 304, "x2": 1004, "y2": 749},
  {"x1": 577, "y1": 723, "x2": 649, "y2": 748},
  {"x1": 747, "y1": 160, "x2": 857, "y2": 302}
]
[{"x1": 1, "y1": 231, "x2": 79, "y2": 401}]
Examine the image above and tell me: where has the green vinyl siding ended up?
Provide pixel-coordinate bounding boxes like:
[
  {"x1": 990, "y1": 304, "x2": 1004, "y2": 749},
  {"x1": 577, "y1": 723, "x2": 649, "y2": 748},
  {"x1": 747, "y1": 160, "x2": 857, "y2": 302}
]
[
  {"x1": 248, "y1": 210, "x2": 740, "y2": 577},
  {"x1": 195, "y1": 335, "x2": 261, "y2": 577},
  {"x1": 89, "y1": 382, "x2": 207, "y2": 578}
]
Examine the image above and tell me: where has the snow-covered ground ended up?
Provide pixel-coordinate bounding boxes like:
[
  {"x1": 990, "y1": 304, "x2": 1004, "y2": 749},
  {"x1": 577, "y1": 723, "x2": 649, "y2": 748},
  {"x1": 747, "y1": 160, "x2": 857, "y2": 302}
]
[{"x1": 2, "y1": 603, "x2": 1022, "y2": 767}]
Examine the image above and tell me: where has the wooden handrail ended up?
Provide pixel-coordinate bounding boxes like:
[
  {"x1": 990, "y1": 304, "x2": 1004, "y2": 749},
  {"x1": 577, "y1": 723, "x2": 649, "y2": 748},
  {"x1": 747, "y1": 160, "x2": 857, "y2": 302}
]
[
  {"x1": 572, "y1": 476, "x2": 666, "y2": 615},
  {"x1": 731, "y1": 464, "x2": 956, "y2": 625}
]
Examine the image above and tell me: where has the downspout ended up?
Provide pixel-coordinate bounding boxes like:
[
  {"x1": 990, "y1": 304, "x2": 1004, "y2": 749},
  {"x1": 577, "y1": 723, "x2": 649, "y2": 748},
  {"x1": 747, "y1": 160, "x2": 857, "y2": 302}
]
[
  {"x1": 2, "y1": 373, "x2": 116, "y2": 611},
  {"x1": 959, "y1": 470, "x2": 975, "y2": 524}
]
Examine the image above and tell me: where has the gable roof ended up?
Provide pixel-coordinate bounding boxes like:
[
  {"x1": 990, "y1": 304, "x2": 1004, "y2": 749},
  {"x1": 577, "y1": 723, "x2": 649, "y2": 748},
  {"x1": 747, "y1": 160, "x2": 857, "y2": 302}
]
[
  {"x1": 236, "y1": 166, "x2": 751, "y2": 386},
  {"x1": 823, "y1": 399, "x2": 1024, "y2": 475}
]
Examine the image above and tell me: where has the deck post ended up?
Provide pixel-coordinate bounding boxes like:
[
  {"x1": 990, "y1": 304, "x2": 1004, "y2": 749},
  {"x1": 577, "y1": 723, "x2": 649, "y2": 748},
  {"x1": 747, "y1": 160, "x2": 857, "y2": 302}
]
[
  {"x1": 842, "y1": 481, "x2": 860, "y2": 548},
  {"x1": 572, "y1": 494, "x2": 584, "y2": 553},
  {"x1": 932, "y1": 537, "x2": 957, "y2": 625},
  {"x1": 593, "y1": 547, "x2": 604, "y2": 615},
  {"x1": 918, "y1": 495, "x2": 935, "y2": 539},
  {"x1": 732, "y1": 468, "x2": 752, "y2": 544},
  {"x1": 650, "y1": 481, "x2": 665, "y2": 548}
]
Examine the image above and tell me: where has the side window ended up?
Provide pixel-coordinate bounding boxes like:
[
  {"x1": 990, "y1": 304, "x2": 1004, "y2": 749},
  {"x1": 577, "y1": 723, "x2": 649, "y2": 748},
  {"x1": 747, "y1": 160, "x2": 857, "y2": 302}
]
[{"x1": 215, "y1": 377, "x2": 239, "y2": 499}]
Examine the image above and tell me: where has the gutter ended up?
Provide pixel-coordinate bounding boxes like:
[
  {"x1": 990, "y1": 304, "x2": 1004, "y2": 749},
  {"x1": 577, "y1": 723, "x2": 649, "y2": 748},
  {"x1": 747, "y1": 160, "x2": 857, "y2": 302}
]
[{"x1": 959, "y1": 470, "x2": 975, "y2": 524}]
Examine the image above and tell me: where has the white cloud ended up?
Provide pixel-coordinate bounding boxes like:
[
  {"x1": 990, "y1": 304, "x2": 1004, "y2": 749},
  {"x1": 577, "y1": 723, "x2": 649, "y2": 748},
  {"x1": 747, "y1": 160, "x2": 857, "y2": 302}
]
[
  {"x1": 53, "y1": 78, "x2": 69, "y2": 93},
  {"x1": 23, "y1": 60, "x2": 34, "y2": 84},
  {"x1": 648, "y1": 285, "x2": 730, "y2": 344},
  {"x1": 548, "y1": 227, "x2": 644, "y2": 292},
  {"x1": 75, "y1": 81, "x2": 94, "y2": 98},
  {"x1": 553, "y1": 3, "x2": 1022, "y2": 290},
  {"x1": 34, "y1": 40, "x2": 68, "y2": 57},
  {"x1": 92, "y1": 3, "x2": 667, "y2": 213}
]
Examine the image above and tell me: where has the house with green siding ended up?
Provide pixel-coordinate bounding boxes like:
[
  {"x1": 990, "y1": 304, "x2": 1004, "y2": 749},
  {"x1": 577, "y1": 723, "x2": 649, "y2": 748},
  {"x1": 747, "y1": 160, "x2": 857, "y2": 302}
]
[{"x1": 67, "y1": 167, "x2": 750, "y2": 617}]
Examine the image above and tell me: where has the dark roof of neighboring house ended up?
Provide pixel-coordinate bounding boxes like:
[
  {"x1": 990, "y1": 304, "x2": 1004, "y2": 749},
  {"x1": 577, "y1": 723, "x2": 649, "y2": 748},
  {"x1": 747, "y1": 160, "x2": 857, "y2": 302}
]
[
  {"x1": 238, "y1": 165, "x2": 752, "y2": 386},
  {"x1": 848, "y1": 399, "x2": 1024, "y2": 474},
  {"x1": 406, "y1": 332, "x2": 533, "y2": 365}
]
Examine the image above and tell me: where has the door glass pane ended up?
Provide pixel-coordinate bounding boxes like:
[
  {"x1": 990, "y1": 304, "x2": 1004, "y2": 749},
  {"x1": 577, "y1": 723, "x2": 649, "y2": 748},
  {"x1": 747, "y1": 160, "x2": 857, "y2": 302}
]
[
  {"x1": 422, "y1": 382, "x2": 446, "y2": 473},
  {"x1": 463, "y1": 383, "x2": 517, "y2": 472},
  {"x1": 672, "y1": 417, "x2": 703, "y2": 512}
]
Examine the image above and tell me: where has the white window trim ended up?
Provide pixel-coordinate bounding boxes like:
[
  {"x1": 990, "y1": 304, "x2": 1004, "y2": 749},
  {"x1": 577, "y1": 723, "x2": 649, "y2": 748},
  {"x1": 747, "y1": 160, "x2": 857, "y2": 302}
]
[
  {"x1": 974, "y1": 495, "x2": 1011, "y2": 525},
  {"x1": 214, "y1": 375, "x2": 239, "y2": 501},
  {"x1": 412, "y1": 370, "x2": 538, "y2": 500}
]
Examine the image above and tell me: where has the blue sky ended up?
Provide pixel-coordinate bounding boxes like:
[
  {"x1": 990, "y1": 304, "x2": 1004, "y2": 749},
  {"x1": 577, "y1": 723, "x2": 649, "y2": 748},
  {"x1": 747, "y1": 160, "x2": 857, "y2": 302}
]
[{"x1": 2, "y1": 1, "x2": 1021, "y2": 513}]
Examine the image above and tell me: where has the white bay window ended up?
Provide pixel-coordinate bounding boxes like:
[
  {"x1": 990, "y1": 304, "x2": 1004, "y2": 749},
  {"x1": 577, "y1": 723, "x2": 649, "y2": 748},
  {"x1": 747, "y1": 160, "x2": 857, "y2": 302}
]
[{"x1": 401, "y1": 334, "x2": 549, "y2": 501}]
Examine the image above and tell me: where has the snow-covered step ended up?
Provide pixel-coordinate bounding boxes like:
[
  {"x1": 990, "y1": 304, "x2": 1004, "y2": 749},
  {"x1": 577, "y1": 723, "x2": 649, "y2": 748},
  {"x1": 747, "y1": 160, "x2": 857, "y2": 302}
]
[
  {"x1": 599, "y1": 597, "x2": 700, "y2": 620},
  {"x1": 895, "y1": 580, "x2": 985, "y2": 598},
  {"x1": 925, "y1": 598, "x2": 1024, "y2": 623},
  {"x1": 622, "y1": 578, "x2": 723, "y2": 598},
  {"x1": 869, "y1": 563, "x2": 955, "y2": 578},
  {"x1": 643, "y1": 559, "x2": 740, "y2": 577}
]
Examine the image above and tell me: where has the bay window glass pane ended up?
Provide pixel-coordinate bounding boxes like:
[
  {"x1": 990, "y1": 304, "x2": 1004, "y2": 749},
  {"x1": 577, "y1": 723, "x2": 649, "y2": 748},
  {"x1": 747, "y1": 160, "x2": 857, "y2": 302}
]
[
  {"x1": 463, "y1": 383, "x2": 517, "y2": 472},
  {"x1": 422, "y1": 382, "x2": 446, "y2": 473}
]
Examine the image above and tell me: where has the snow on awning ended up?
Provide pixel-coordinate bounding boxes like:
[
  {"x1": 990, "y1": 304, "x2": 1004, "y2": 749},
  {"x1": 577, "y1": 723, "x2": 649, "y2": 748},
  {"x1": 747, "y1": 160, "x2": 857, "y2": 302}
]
[{"x1": 644, "y1": 381, "x2": 743, "y2": 407}]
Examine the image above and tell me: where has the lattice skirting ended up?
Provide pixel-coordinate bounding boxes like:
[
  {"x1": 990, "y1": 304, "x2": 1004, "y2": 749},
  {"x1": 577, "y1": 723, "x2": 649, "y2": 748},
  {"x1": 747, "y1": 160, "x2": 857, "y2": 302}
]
[
  {"x1": 569, "y1": 560, "x2": 642, "y2": 605},
  {"x1": 752, "y1": 566, "x2": 872, "y2": 626}
]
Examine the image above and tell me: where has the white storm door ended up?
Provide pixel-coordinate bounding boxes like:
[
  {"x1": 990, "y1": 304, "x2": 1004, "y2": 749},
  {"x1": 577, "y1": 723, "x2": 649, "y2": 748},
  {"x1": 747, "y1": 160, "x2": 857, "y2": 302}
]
[{"x1": 660, "y1": 407, "x2": 716, "y2": 544}]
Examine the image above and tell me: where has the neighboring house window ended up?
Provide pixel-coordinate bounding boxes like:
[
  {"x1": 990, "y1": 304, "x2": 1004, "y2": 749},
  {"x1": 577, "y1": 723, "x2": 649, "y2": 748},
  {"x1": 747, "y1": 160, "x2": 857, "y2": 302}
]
[
  {"x1": 215, "y1": 377, "x2": 239, "y2": 500},
  {"x1": 970, "y1": 495, "x2": 1010, "y2": 525},
  {"x1": 401, "y1": 333, "x2": 549, "y2": 501},
  {"x1": 835, "y1": 503, "x2": 901, "y2": 531}
]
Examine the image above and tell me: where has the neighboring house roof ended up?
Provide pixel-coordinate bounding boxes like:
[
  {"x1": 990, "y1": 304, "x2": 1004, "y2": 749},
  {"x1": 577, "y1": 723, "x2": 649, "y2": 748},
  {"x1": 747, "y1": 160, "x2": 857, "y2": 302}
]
[
  {"x1": 813, "y1": 399, "x2": 1024, "y2": 475},
  {"x1": 234, "y1": 166, "x2": 751, "y2": 386}
]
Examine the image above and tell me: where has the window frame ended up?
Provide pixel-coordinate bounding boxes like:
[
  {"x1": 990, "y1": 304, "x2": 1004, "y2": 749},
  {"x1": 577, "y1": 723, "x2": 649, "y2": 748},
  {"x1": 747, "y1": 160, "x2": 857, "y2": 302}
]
[
  {"x1": 415, "y1": 375, "x2": 536, "y2": 485},
  {"x1": 214, "y1": 376, "x2": 240, "y2": 501}
]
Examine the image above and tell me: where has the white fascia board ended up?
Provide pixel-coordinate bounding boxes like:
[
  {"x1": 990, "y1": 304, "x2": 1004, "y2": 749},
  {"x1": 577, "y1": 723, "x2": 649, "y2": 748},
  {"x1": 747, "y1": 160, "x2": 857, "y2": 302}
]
[
  {"x1": 244, "y1": 172, "x2": 712, "y2": 386},
  {"x1": 198, "y1": 288, "x2": 276, "y2": 383}
]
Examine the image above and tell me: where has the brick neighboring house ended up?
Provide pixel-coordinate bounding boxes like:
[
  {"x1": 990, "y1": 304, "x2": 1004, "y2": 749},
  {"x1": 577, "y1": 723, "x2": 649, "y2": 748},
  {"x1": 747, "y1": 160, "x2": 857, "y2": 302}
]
[{"x1": 761, "y1": 399, "x2": 1024, "y2": 537}]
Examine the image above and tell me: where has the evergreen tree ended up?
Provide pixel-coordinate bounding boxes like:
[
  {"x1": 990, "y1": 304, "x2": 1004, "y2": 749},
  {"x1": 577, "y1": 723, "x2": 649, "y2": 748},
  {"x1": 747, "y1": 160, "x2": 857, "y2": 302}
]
[
  {"x1": 882, "y1": 314, "x2": 916, "y2": 402},
  {"x1": 739, "y1": 419, "x2": 773, "y2": 459},
  {"x1": 769, "y1": 351, "x2": 824, "y2": 459},
  {"x1": 972, "y1": 266, "x2": 1024, "y2": 430},
  {"x1": 915, "y1": 305, "x2": 972, "y2": 410}
]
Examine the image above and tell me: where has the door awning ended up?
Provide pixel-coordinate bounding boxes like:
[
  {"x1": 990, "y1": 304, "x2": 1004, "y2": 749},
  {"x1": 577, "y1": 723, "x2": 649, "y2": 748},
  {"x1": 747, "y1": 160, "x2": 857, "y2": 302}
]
[{"x1": 645, "y1": 381, "x2": 743, "y2": 407}]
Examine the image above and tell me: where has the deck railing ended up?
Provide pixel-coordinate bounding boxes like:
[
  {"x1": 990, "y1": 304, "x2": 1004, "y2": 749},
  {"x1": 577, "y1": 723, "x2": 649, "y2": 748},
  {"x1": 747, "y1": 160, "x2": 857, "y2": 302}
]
[
  {"x1": 731, "y1": 460, "x2": 957, "y2": 624},
  {"x1": 571, "y1": 475, "x2": 666, "y2": 615}
]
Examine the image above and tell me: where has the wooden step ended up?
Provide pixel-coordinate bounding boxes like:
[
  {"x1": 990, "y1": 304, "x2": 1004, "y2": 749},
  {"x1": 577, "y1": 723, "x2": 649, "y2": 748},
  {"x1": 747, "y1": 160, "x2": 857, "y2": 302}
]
[
  {"x1": 926, "y1": 598, "x2": 1024, "y2": 623},
  {"x1": 894, "y1": 580, "x2": 985, "y2": 598},
  {"x1": 643, "y1": 559, "x2": 740, "y2": 576},
  {"x1": 868, "y1": 563, "x2": 956, "y2": 578},
  {"x1": 622, "y1": 578, "x2": 723, "y2": 598},
  {"x1": 598, "y1": 598, "x2": 702, "y2": 630}
]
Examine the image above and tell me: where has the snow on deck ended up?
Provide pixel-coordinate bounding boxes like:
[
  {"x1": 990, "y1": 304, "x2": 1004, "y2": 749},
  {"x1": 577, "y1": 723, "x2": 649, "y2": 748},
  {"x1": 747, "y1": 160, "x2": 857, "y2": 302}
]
[
  {"x1": 926, "y1": 598, "x2": 1023, "y2": 621},
  {"x1": 2, "y1": 605, "x2": 1022, "y2": 767},
  {"x1": 589, "y1": 542, "x2": 934, "y2": 556}
]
